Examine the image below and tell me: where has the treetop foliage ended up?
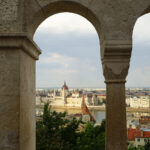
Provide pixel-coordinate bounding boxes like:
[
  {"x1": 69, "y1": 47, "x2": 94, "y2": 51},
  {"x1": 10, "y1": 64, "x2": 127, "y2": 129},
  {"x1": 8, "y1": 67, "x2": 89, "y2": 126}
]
[{"x1": 36, "y1": 103, "x2": 105, "y2": 150}]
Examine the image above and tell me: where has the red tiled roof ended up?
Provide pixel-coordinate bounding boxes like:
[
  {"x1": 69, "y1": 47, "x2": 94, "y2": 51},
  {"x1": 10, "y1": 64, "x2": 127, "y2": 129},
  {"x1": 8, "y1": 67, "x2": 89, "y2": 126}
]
[
  {"x1": 81, "y1": 96, "x2": 90, "y2": 115},
  {"x1": 81, "y1": 95, "x2": 95, "y2": 122},
  {"x1": 143, "y1": 132, "x2": 150, "y2": 138},
  {"x1": 98, "y1": 94, "x2": 105, "y2": 96},
  {"x1": 128, "y1": 128, "x2": 150, "y2": 141},
  {"x1": 128, "y1": 129, "x2": 137, "y2": 141}
]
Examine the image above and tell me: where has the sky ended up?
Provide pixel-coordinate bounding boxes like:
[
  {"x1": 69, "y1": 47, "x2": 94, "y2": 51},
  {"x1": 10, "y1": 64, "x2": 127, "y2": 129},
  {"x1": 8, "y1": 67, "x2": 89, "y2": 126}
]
[{"x1": 34, "y1": 13, "x2": 150, "y2": 88}]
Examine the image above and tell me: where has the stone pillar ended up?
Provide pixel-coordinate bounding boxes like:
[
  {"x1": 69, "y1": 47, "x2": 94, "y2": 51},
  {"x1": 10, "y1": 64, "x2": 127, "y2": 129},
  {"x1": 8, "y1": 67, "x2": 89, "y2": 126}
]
[
  {"x1": 102, "y1": 41, "x2": 132, "y2": 150},
  {"x1": 0, "y1": 36, "x2": 41, "y2": 150}
]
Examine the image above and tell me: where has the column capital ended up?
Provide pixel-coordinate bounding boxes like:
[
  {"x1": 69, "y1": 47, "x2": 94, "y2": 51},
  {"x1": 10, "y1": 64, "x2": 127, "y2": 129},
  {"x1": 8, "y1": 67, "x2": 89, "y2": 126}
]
[
  {"x1": 101, "y1": 40, "x2": 132, "y2": 83},
  {"x1": 0, "y1": 35, "x2": 41, "y2": 60},
  {"x1": 103, "y1": 63, "x2": 129, "y2": 83}
]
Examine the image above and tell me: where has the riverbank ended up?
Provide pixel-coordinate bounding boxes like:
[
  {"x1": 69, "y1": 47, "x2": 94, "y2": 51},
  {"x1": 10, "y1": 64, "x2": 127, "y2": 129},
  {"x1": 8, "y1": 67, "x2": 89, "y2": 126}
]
[{"x1": 49, "y1": 105, "x2": 150, "y2": 113}]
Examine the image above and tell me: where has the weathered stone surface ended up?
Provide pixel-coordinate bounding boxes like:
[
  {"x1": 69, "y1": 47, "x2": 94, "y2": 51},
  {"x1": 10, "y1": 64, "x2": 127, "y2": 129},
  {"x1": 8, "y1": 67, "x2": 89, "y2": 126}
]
[
  {"x1": 23, "y1": 0, "x2": 150, "y2": 40},
  {"x1": 0, "y1": 0, "x2": 22, "y2": 33},
  {"x1": 0, "y1": 37, "x2": 40, "y2": 150},
  {"x1": 104, "y1": 66, "x2": 128, "y2": 150},
  {"x1": 0, "y1": 49, "x2": 20, "y2": 149},
  {"x1": 102, "y1": 40, "x2": 132, "y2": 82},
  {"x1": 0, "y1": 50, "x2": 19, "y2": 96},
  {"x1": 106, "y1": 83, "x2": 127, "y2": 150},
  {"x1": 20, "y1": 50, "x2": 36, "y2": 150},
  {"x1": 0, "y1": 0, "x2": 18, "y2": 21},
  {"x1": 0, "y1": 0, "x2": 150, "y2": 39},
  {"x1": 0, "y1": 96, "x2": 19, "y2": 150},
  {"x1": 102, "y1": 41, "x2": 132, "y2": 150}
]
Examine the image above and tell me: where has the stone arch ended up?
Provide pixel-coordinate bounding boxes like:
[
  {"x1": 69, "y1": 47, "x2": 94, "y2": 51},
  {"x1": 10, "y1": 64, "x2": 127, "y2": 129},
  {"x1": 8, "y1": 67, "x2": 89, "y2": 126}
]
[
  {"x1": 26, "y1": 1, "x2": 102, "y2": 42},
  {"x1": 131, "y1": 8, "x2": 150, "y2": 51},
  {"x1": 141, "y1": 6, "x2": 150, "y2": 16},
  {"x1": 132, "y1": 9, "x2": 150, "y2": 38},
  {"x1": 131, "y1": 4, "x2": 150, "y2": 36},
  {"x1": 2, "y1": 1, "x2": 148, "y2": 150},
  {"x1": 129, "y1": 12, "x2": 150, "y2": 86}
]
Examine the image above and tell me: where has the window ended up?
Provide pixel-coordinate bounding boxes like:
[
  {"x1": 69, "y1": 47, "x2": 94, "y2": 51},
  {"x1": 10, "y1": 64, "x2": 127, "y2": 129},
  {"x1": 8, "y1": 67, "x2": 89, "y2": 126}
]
[
  {"x1": 137, "y1": 138, "x2": 140, "y2": 142},
  {"x1": 144, "y1": 139, "x2": 147, "y2": 142}
]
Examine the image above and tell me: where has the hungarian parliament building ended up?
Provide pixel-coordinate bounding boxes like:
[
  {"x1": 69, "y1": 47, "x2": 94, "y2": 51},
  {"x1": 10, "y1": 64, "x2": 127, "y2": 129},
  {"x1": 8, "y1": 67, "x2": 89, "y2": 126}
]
[
  {"x1": 36, "y1": 82, "x2": 99, "y2": 108},
  {"x1": 36, "y1": 82, "x2": 150, "y2": 111}
]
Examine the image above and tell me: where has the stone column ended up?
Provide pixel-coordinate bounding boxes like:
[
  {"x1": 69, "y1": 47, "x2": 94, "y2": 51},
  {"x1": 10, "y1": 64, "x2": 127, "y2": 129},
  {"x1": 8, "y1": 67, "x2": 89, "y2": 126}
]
[
  {"x1": 102, "y1": 41, "x2": 132, "y2": 150},
  {"x1": 0, "y1": 35, "x2": 41, "y2": 150}
]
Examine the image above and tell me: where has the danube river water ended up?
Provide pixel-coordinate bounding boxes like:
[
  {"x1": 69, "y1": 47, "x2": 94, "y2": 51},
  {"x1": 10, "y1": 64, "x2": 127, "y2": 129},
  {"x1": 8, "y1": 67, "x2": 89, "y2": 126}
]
[
  {"x1": 51, "y1": 107, "x2": 150, "y2": 124},
  {"x1": 51, "y1": 108, "x2": 104, "y2": 123}
]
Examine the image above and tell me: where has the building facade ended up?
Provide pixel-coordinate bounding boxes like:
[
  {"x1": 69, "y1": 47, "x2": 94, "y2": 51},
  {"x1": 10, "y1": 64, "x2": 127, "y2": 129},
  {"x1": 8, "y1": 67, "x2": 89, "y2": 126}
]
[
  {"x1": 126, "y1": 96, "x2": 150, "y2": 108},
  {"x1": 36, "y1": 82, "x2": 99, "y2": 108}
]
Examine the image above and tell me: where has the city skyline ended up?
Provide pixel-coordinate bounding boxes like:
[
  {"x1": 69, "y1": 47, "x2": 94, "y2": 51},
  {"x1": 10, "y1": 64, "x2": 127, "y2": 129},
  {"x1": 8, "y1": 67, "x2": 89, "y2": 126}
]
[{"x1": 34, "y1": 12, "x2": 150, "y2": 88}]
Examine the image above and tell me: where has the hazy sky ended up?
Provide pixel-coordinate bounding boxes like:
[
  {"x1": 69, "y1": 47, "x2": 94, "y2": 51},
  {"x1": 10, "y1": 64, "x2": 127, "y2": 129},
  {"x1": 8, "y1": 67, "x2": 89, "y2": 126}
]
[{"x1": 34, "y1": 13, "x2": 150, "y2": 88}]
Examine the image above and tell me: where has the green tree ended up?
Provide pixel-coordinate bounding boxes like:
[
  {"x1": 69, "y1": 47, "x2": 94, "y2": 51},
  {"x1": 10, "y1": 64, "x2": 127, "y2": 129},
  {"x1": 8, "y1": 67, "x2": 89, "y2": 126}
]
[
  {"x1": 36, "y1": 103, "x2": 83, "y2": 150},
  {"x1": 76, "y1": 121, "x2": 105, "y2": 150},
  {"x1": 36, "y1": 103, "x2": 105, "y2": 150},
  {"x1": 128, "y1": 147, "x2": 137, "y2": 150},
  {"x1": 144, "y1": 139, "x2": 150, "y2": 150}
]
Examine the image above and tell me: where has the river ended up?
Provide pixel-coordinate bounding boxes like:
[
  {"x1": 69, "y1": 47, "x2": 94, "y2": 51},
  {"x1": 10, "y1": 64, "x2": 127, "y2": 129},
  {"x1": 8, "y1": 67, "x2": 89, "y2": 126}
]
[{"x1": 51, "y1": 107, "x2": 150, "y2": 125}]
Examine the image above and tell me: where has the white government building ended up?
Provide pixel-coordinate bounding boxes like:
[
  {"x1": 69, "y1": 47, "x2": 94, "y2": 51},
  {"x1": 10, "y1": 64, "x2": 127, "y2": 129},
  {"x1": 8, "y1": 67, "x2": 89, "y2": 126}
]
[
  {"x1": 126, "y1": 96, "x2": 150, "y2": 108},
  {"x1": 36, "y1": 82, "x2": 99, "y2": 108}
]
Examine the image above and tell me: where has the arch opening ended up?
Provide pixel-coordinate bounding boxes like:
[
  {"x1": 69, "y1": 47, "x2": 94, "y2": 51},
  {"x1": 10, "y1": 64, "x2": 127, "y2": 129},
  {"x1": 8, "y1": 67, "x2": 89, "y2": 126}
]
[
  {"x1": 27, "y1": 1, "x2": 102, "y2": 42},
  {"x1": 34, "y1": 12, "x2": 106, "y2": 150},
  {"x1": 127, "y1": 13, "x2": 150, "y2": 149}
]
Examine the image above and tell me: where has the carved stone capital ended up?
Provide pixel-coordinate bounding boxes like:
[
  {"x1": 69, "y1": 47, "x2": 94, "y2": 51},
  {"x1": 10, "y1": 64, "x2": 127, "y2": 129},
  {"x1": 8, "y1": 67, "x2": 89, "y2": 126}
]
[
  {"x1": 101, "y1": 40, "x2": 132, "y2": 83},
  {"x1": 103, "y1": 62, "x2": 129, "y2": 83}
]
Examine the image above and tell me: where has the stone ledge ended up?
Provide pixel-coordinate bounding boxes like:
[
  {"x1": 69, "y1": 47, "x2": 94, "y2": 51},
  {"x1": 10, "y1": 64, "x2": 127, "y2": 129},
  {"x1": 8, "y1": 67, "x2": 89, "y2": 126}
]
[
  {"x1": 102, "y1": 40, "x2": 132, "y2": 46},
  {"x1": 101, "y1": 40, "x2": 132, "y2": 63},
  {"x1": 0, "y1": 35, "x2": 41, "y2": 60},
  {"x1": 105, "y1": 80, "x2": 126, "y2": 84}
]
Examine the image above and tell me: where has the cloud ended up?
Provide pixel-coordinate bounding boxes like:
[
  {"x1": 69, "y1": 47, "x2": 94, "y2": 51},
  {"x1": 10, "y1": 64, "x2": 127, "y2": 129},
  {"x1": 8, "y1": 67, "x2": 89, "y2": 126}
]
[
  {"x1": 127, "y1": 67, "x2": 150, "y2": 87},
  {"x1": 39, "y1": 52, "x2": 76, "y2": 68},
  {"x1": 36, "y1": 52, "x2": 104, "y2": 87},
  {"x1": 35, "y1": 12, "x2": 150, "y2": 88},
  {"x1": 133, "y1": 13, "x2": 150, "y2": 43},
  {"x1": 37, "y1": 68, "x2": 77, "y2": 76},
  {"x1": 33, "y1": 12, "x2": 106, "y2": 87},
  {"x1": 35, "y1": 13, "x2": 97, "y2": 35},
  {"x1": 36, "y1": 67, "x2": 78, "y2": 87}
]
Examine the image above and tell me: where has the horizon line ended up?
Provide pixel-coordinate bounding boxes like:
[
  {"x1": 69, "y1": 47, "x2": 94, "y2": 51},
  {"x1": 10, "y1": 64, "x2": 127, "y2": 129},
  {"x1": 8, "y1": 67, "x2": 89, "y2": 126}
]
[{"x1": 36, "y1": 86, "x2": 150, "y2": 89}]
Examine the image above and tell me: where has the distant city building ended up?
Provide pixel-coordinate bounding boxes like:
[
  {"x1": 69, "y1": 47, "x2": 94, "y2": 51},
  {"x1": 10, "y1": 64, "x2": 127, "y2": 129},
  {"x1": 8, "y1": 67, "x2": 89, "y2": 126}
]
[
  {"x1": 126, "y1": 96, "x2": 150, "y2": 108},
  {"x1": 139, "y1": 116, "x2": 150, "y2": 128},
  {"x1": 128, "y1": 125, "x2": 150, "y2": 148},
  {"x1": 36, "y1": 86, "x2": 150, "y2": 110},
  {"x1": 36, "y1": 81, "x2": 99, "y2": 109},
  {"x1": 81, "y1": 95, "x2": 95, "y2": 122}
]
